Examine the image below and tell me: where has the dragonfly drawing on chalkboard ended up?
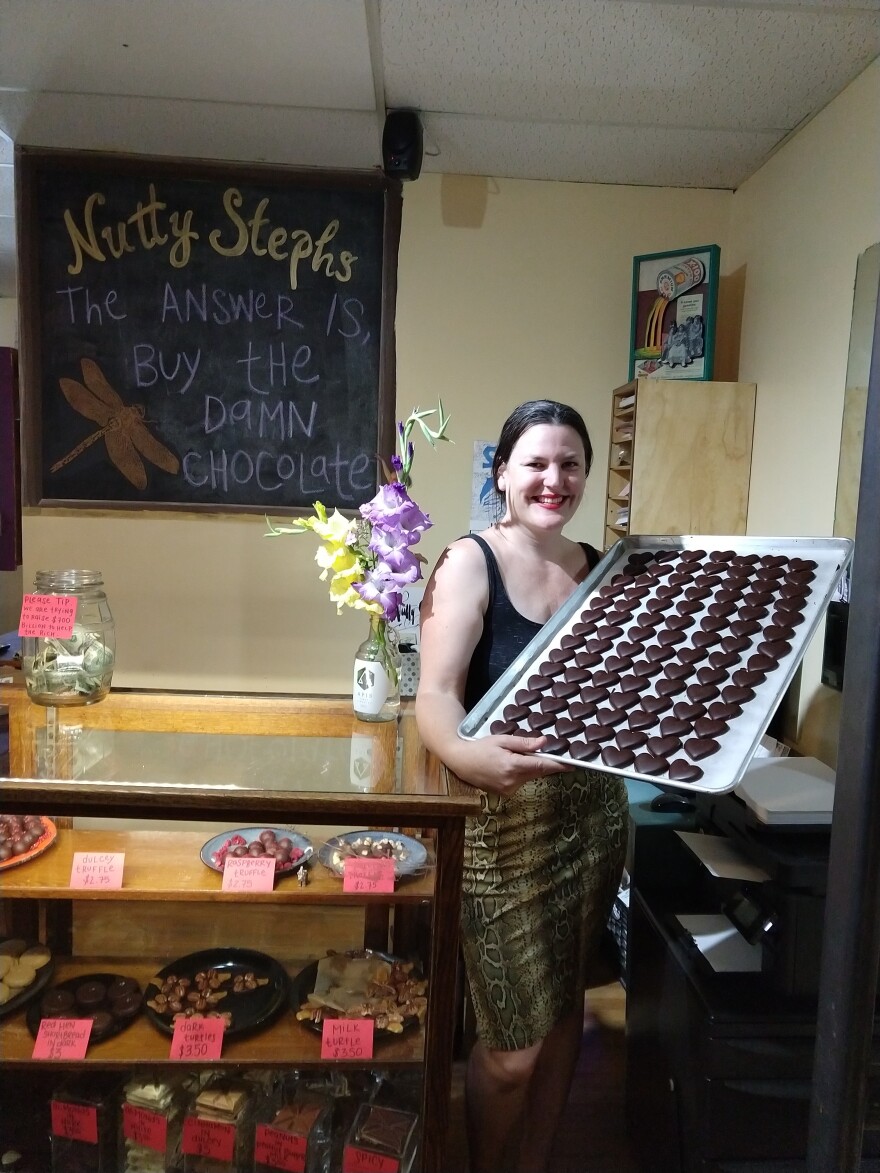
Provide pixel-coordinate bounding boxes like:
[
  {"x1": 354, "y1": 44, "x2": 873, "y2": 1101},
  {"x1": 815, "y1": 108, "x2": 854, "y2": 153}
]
[{"x1": 50, "y1": 358, "x2": 180, "y2": 490}]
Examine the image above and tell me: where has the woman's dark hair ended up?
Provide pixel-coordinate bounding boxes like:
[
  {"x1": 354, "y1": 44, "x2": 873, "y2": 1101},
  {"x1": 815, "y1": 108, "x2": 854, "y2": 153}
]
[{"x1": 491, "y1": 400, "x2": 593, "y2": 492}]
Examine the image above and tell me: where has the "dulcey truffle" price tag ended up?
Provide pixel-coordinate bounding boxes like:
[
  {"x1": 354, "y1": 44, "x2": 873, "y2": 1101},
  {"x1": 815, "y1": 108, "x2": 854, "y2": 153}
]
[
  {"x1": 50, "y1": 1099, "x2": 98, "y2": 1144},
  {"x1": 321, "y1": 1016, "x2": 374, "y2": 1061},
  {"x1": 342, "y1": 856, "x2": 396, "y2": 894},
  {"x1": 254, "y1": 1122, "x2": 308, "y2": 1172},
  {"x1": 70, "y1": 851, "x2": 125, "y2": 890},
  {"x1": 170, "y1": 1015, "x2": 225, "y2": 1062},
  {"x1": 33, "y1": 1017, "x2": 92, "y2": 1060}
]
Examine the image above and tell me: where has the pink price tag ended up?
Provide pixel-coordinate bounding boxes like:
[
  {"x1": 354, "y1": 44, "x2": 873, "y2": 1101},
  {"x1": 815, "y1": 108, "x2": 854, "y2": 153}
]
[
  {"x1": 170, "y1": 1015, "x2": 225, "y2": 1062},
  {"x1": 221, "y1": 854, "x2": 276, "y2": 892},
  {"x1": 343, "y1": 1144, "x2": 401, "y2": 1173},
  {"x1": 18, "y1": 593, "x2": 78, "y2": 639},
  {"x1": 182, "y1": 1116, "x2": 236, "y2": 1162},
  {"x1": 321, "y1": 1016, "x2": 374, "y2": 1061},
  {"x1": 123, "y1": 1103, "x2": 168, "y2": 1154},
  {"x1": 50, "y1": 1099, "x2": 99, "y2": 1144},
  {"x1": 70, "y1": 851, "x2": 125, "y2": 890},
  {"x1": 254, "y1": 1123, "x2": 308, "y2": 1173},
  {"x1": 342, "y1": 856, "x2": 396, "y2": 894},
  {"x1": 33, "y1": 1017, "x2": 93, "y2": 1060}
]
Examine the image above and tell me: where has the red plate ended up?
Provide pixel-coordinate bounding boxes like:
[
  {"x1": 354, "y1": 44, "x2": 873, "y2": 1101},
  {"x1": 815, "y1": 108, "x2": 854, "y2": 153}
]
[{"x1": 0, "y1": 816, "x2": 58, "y2": 872}]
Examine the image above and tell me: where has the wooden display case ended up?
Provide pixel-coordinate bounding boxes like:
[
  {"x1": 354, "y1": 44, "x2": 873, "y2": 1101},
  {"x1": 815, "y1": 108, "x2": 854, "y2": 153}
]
[
  {"x1": 603, "y1": 378, "x2": 757, "y2": 550},
  {"x1": 0, "y1": 687, "x2": 479, "y2": 1173}
]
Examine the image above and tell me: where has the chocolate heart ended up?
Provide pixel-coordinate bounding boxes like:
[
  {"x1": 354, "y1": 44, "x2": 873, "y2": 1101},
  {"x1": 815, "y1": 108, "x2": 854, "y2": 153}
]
[
  {"x1": 586, "y1": 637, "x2": 614, "y2": 653},
  {"x1": 609, "y1": 689, "x2": 643, "y2": 711},
  {"x1": 528, "y1": 710, "x2": 555, "y2": 730},
  {"x1": 657, "y1": 628, "x2": 687, "y2": 646},
  {"x1": 656, "y1": 583, "x2": 680, "y2": 599},
  {"x1": 646, "y1": 644, "x2": 675, "y2": 663},
  {"x1": 732, "y1": 668, "x2": 764, "y2": 688},
  {"x1": 634, "y1": 752, "x2": 669, "y2": 776},
  {"x1": 530, "y1": 672, "x2": 551, "y2": 689},
  {"x1": 673, "y1": 701, "x2": 705, "y2": 720},
  {"x1": 688, "y1": 683, "x2": 720, "y2": 703},
  {"x1": 617, "y1": 728, "x2": 648, "y2": 750},
  {"x1": 710, "y1": 549, "x2": 737, "y2": 563},
  {"x1": 708, "y1": 600, "x2": 737, "y2": 618},
  {"x1": 694, "y1": 574, "x2": 723, "y2": 589},
  {"x1": 615, "y1": 640, "x2": 643, "y2": 658},
  {"x1": 684, "y1": 585, "x2": 712, "y2": 601},
  {"x1": 758, "y1": 639, "x2": 791, "y2": 659},
  {"x1": 503, "y1": 703, "x2": 530, "y2": 720},
  {"x1": 572, "y1": 619, "x2": 598, "y2": 637},
  {"x1": 747, "y1": 653, "x2": 776, "y2": 673},
  {"x1": 655, "y1": 677, "x2": 686, "y2": 697},
  {"x1": 606, "y1": 654, "x2": 634, "y2": 673},
  {"x1": 683, "y1": 737, "x2": 720, "y2": 760},
  {"x1": 760, "y1": 554, "x2": 787, "y2": 568},
  {"x1": 676, "y1": 599, "x2": 704, "y2": 615},
  {"x1": 700, "y1": 615, "x2": 727, "y2": 632},
  {"x1": 660, "y1": 717, "x2": 692, "y2": 738},
  {"x1": 692, "y1": 631, "x2": 722, "y2": 648},
  {"x1": 619, "y1": 673, "x2": 651, "y2": 693},
  {"x1": 733, "y1": 553, "x2": 760, "y2": 566},
  {"x1": 569, "y1": 740, "x2": 601, "y2": 761},
  {"x1": 515, "y1": 688, "x2": 539, "y2": 705},
  {"x1": 538, "y1": 660, "x2": 567, "y2": 678},
  {"x1": 646, "y1": 596, "x2": 675, "y2": 613},
  {"x1": 560, "y1": 632, "x2": 582, "y2": 650},
  {"x1": 606, "y1": 608, "x2": 635, "y2": 624},
  {"x1": 744, "y1": 590, "x2": 775, "y2": 607},
  {"x1": 548, "y1": 646, "x2": 574, "y2": 663},
  {"x1": 729, "y1": 620, "x2": 759, "y2": 638},
  {"x1": 725, "y1": 574, "x2": 752, "y2": 591},
  {"x1": 574, "y1": 650, "x2": 604, "y2": 668},
  {"x1": 628, "y1": 709, "x2": 657, "y2": 730},
  {"x1": 709, "y1": 650, "x2": 740, "y2": 669},
  {"x1": 596, "y1": 625, "x2": 624, "y2": 641},
  {"x1": 775, "y1": 596, "x2": 807, "y2": 614},
  {"x1": 771, "y1": 607, "x2": 805, "y2": 626},
  {"x1": 696, "y1": 666, "x2": 727, "y2": 686},
  {"x1": 679, "y1": 646, "x2": 709, "y2": 665},
  {"x1": 721, "y1": 635, "x2": 750, "y2": 654},
  {"x1": 592, "y1": 670, "x2": 621, "y2": 689},
  {"x1": 663, "y1": 661, "x2": 693, "y2": 681},
  {"x1": 637, "y1": 612, "x2": 664, "y2": 628},
  {"x1": 755, "y1": 564, "x2": 785, "y2": 581},
  {"x1": 647, "y1": 735, "x2": 681, "y2": 757},
  {"x1": 555, "y1": 717, "x2": 584, "y2": 738},
  {"x1": 764, "y1": 624, "x2": 795, "y2": 642},
  {"x1": 668, "y1": 759, "x2": 704, "y2": 783},
  {"x1": 540, "y1": 695, "x2": 567, "y2": 714},
  {"x1": 647, "y1": 562, "x2": 674, "y2": 578},
  {"x1": 667, "y1": 613, "x2": 696, "y2": 631},
  {"x1": 631, "y1": 659, "x2": 664, "y2": 678},
  {"x1": 627, "y1": 626, "x2": 655, "y2": 646},
  {"x1": 642, "y1": 694, "x2": 673, "y2": 714},
  {"x1": 537, "y1": 736, "x2": 568, "y2": 755},
  {"x1": 722, "y1": 685, "x2": 754, "y2": 704},
  {"x1": 789, "y1": 557, "x2": 817, "y2": 571},
  {"x1": 551, "y1": 680, "x2": 579, "y2": 700},
  {"x1": 563, "y1": 666, "x2": 592, "y2": 685},
  {"x1": 694, "y1": 717, "x2": 728, "y2": 738},
  {"x1": 708, "y1": 700, "x2": 741, "y2": 721},
  {"x1": 779, "y1": 582, "x2": 810, "y2": 600},
  {"x1": 602, "y1": 745, "x2": 635, "y2": 769},
  {"x1": 716, "y1": 588, "x2": 743, "y2": 605},
  {"x1": 595, "y1": 706, "x2": 627, "y2": 727},
  {"x1": 569, "y1": 700, "x2": 598, "y2": 721},
  {"x1": 490, "y1": 719, "x2": 518, "y2": 735},
  {"x1": 582, "y1": 722, "x2": 616, "y2": 743},
  {"x1": 680, "y1": 549, "x2": 706, "y2": 562},
  {"x1": 624, "y1": 585, "x2": 652, "y2": 602},
  {"x1": 785, "y1": 568, "x2": 815, "y2": 585},
  {"x1": 667, "y1": 571, "x2": 694, "y2": 586},
  {"x1": 738, "y1": 605, "x2": 768, "y2": 621}
]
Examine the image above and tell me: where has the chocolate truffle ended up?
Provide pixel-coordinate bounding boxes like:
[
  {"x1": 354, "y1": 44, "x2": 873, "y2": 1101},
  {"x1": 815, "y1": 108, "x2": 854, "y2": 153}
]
[{"x1": 75, "y1": 980, "x2": 107, "y2": 1009}]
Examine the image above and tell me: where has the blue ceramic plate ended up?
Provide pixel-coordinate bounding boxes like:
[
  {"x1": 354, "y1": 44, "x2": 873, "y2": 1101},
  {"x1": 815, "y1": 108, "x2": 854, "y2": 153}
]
[
  {"x1": 318, "y1": 831, "x2": 428, "y2": 879},
  {"x1": 199, "y1": 827, "x2": 313, "y2": 876}
]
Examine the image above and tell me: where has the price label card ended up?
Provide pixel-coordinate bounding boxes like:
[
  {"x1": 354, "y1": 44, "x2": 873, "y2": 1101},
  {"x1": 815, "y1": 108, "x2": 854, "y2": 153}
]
[
  {"x1": 342, "y1": 1144, "x2": 401, "y2": 1173},
  {"x1": 342, "y1": 857, "x2": 395, "y2": 894},
  {"x1": 221, "y1": 854, "x2": 276, "y2": 892},
  {"x1": 170, "y1": 1015, "x2": 225, "y2": 1062},
  {"x1": 182, "y1": 1116, "x2": 236, "y2": 1162},
  {"x1": 50, "y1": 1099, "x2": 98, "y2": 1144},
  {"x1": 254, "y1": 1123, "x2": 308, "y2": 1173},
  {"x1": 321, "y1": 1017, "x2": 374, "y2": 1061},
  {"x1": 33, "y1": 1017, "x2": 92, "y2": 1060},
  {"x1": 123, "y1": 1103, "x2": 168, "y2": 1153},
  {"x1": 18, "y1": 593, "x2": 78, "y2": 639},
  {"x1": 70, "y1": 851, "x2": 125, "y2": 890}
]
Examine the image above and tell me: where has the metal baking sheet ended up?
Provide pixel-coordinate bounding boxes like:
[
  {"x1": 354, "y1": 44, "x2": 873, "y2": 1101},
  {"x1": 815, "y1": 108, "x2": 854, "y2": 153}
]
[{"x1": 458, "y1": 535, "x2": 853, "y2": 794}]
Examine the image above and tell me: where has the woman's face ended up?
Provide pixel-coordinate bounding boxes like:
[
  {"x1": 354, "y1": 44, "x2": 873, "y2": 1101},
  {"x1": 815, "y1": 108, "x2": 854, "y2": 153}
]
[{"x1": 497, "y1": 423, "x2": 587, "y2": 530}]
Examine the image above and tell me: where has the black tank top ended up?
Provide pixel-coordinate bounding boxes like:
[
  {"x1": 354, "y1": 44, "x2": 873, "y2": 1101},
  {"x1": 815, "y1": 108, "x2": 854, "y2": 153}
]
[{"x1": 462, "y1": 533, "x2": 601, "y2": 710}]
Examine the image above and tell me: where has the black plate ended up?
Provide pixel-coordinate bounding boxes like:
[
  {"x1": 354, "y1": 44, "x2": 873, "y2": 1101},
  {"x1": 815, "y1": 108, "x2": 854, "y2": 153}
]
[
  {"x1": 289, "y1": 950, "x2": 424, "y2": 1042},
  {"x1": 0, "y1": 939, "x2": 55, "y2": 1021},
  {"x1": 144, "y1": 948, "x2": 289, "y2": 1039},
  {"x1": 26, "y1": 971, "x2": 142, "y2": 1044}
]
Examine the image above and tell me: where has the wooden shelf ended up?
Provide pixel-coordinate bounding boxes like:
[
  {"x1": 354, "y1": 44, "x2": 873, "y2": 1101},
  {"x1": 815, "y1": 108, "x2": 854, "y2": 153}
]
[
  {"x1": 0, "y1": 958, "x2": 424, "y2": 1067},
  {"x1": 0, "y1": 829, "x2": 435, "y2": 905}
]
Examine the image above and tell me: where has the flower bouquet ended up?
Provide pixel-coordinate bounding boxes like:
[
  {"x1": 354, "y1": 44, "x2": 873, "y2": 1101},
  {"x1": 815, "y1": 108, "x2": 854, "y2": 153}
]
[{"x1": 266, "y1": 404, "x2": 451, "y2": 720}]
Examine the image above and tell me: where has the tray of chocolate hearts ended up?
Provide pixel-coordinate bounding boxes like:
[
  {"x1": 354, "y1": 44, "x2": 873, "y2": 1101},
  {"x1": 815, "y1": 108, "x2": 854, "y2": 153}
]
[{"x1": 459, "y1": 536, "x2": 853, "y2": 794}]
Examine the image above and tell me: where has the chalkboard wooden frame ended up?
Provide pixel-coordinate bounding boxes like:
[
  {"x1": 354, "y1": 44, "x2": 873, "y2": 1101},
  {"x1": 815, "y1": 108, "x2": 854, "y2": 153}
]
[{"x1": 16, "y1": 147, "x2": 402, "y2": 514}]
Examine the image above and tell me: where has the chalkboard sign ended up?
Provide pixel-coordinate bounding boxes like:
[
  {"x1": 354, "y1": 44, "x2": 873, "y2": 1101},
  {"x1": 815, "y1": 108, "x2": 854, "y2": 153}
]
[{"x1": 17, "y1": 148, "x2": 401, "y2": 512}]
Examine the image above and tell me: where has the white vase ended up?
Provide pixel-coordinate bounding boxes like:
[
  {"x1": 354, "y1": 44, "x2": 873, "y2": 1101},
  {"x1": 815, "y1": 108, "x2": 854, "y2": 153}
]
[{"x1": 352, "y1": 615, "x2": 401, "y2": 722}]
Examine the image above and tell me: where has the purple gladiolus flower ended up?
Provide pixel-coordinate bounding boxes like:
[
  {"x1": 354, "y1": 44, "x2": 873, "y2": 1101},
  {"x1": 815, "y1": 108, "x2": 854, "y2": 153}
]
[
  {"x1": 360, "y1": 482, "x2": 432, "y2": 538},
  {"x1": 391, "y1": 454, "x2": 403, "y2": 473}
]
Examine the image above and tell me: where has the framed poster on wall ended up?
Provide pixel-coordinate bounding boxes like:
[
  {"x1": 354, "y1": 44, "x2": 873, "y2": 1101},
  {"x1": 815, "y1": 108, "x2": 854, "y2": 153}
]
[{"x1": 629, "y1": 244, "x2": 720, "y2": 381}]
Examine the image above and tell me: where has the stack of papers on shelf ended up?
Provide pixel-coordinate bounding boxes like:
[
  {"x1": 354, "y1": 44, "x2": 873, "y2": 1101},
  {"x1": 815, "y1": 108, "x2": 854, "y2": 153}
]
[
  {"x1": 616, "y1": 508, "x2": 629, "y2": 525},
  {"x1": 676, "y1": 914, "x2": 762, "y2": 972},
  {"x1": 619, "y1": 393, "x2": 636, "y2": 409}
]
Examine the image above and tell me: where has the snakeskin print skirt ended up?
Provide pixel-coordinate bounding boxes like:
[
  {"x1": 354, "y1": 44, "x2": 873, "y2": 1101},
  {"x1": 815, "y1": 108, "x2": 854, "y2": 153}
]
[{"x1": 460, "y1": 769, "x2": 628, "y2": 1051}]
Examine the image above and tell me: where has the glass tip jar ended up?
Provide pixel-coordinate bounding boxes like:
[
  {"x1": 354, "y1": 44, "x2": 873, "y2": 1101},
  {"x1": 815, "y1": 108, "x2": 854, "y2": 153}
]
[{"x1": 21, "y1": 569, "x2": 116, "y2": 707}]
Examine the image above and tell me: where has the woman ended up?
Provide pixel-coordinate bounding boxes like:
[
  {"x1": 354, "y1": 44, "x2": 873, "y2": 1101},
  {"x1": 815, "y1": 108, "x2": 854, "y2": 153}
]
[{"x1": 416, "y1": 400, "x2": 628, "y2": 1173}]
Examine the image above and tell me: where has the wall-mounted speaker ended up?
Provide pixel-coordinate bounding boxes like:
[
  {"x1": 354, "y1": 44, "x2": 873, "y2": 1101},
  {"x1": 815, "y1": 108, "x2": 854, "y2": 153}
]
[{"x1": 382, "y1": 109, "x2": 423, "y2": 181}]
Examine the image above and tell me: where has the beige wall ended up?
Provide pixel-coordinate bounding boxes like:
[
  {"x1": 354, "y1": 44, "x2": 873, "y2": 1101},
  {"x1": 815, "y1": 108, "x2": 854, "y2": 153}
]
[
  {"x1": 728, "y1": 57, "x2": 880, "y2": 761},
  {"x1": 11, "y1": 60, "x2": 880, "y2": 762}
]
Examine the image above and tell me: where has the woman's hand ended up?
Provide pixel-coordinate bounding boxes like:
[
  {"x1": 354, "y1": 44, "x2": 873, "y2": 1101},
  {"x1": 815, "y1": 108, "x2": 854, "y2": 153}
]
[{"x1": 444, "y1": 731, "x2": 570, "y2": 796}]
